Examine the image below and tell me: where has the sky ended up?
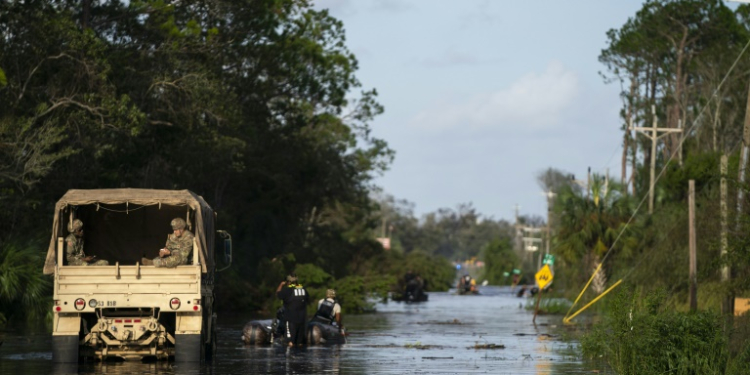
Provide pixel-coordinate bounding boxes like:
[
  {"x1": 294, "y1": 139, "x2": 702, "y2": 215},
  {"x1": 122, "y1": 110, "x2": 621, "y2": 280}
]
[{"x1": 312, "y1": 0, "x2": 652, "y2": 222}]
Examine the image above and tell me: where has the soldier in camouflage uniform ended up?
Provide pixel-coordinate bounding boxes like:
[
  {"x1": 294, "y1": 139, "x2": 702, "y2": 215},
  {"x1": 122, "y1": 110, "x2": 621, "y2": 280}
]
[
  {"x1": 142, "y1": 217, "x2": 194, "y2": 267},
  {"x1": 65, "y1": 219, "x2": 109, "y2": 266}
]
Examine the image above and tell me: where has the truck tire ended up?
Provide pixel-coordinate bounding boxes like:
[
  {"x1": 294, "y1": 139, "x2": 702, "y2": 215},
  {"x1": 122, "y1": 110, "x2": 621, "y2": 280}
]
[
  {"x1": 204, "y1": 314, "x2": 217, "y2": 361},
  {"x1": 175, "y1": 334, "x2": 201, "y2": 362},
  {"x1": 52, "y1": 335, "x2": 79, "y2": 363}
]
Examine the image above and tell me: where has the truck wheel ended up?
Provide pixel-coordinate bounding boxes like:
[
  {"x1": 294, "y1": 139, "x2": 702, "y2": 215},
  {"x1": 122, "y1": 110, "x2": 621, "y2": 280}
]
[
  {"x1": 175, "y1": 334, "x2": 201, "y2": 363},
  {"x1": 204, "y1": 327, "x2": 217, "y2": 361},
  {"x1": 52, "y1": 335, "x2": 79, "y2": 363}
]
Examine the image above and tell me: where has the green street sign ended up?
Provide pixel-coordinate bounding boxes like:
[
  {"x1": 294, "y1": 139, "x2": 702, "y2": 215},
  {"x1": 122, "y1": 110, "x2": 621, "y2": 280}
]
[{"x1": 542, "y1": 254, "x2": 555, "y2": 266}]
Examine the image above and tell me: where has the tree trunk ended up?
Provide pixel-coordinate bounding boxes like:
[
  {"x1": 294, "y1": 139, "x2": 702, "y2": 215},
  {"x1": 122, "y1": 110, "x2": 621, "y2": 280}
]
[
  {"x1": 623, "y1": 76, "x2": 637, "y2": 193},
  {"x1": 82, "y1": 0, "x2": 91, "y2": 29},
  {"x1": 668, "y1": 27, "x2": 690, "y2": 161}
]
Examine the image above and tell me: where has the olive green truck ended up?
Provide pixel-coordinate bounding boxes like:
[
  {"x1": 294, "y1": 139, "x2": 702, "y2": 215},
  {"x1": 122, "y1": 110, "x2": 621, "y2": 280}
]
[{"x1": 43, "y1": 189, "x2": 232, "y2": 362}]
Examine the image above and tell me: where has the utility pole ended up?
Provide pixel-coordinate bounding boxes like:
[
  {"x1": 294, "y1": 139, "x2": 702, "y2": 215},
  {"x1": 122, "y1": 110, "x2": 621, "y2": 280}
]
[
  {"x1": 544, "y1": 191, "x2": 556, "y2": 260},
  {"x1": 689, "y1": 179, "x2": 697, "y2": 312},
  {"x1": 514, "y1": 204, "x2": 522, "y2": 252},
  {"x1": 721, "y1": 155, "x2": 731, "y2": 316},
  {"x1": 736, "y1": 80, "x2": 750, "y2": 231},
  {"x1": 678, "y1": 119, "x2": 684, "y2": 167},
  {"x1": 605, "y1": 168, "x2": 609, "y2": 197},
  {"x1": 522, "y1": 226, "x2": 543, "y2": 269},
  {"x1": 630, "y1": 105, "x2": 683, "y2": 214}
]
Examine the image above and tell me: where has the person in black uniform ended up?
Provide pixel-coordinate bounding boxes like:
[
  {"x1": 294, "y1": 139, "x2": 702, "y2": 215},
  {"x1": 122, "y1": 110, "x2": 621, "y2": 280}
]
[{"x1": 276, "y1": 273, "x2": 309, "y2": 347}]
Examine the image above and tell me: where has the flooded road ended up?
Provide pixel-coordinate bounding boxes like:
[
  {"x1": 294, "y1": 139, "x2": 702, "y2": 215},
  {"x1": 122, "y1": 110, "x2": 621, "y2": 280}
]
[{"x1": 0, "y1": 286, "x2": 609, "y2": 374}]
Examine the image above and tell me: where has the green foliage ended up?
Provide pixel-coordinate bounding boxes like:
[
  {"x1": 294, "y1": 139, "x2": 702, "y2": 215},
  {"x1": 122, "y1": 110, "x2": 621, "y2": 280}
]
[
  {"x1": 0, "y1": 241, "x2": 51, "y2": 325},
  {"x1": 293, "y1": 263, "x2": 394, "y2": 314},
  {"x1": 0, "y1": 0, "x2": 395, "y2": 318},
  {"x1": 331, "y1": 275, "x2": 394, "y2": 313},
  {"x1": 663, "y1": 153, "x2": 721, "y2": 202},
  {"x1": 481, "y1": 238, "x2": 519, "y2": 285},
  {"x1": 553, "y1": 174, "x2": 635, "y2": 295},
  {"x1": 581, "y1": 288, "x2": 729, "y2": 375},
  {"x1": 395, "y1": 250, "x2": 456, "y2": 292}
]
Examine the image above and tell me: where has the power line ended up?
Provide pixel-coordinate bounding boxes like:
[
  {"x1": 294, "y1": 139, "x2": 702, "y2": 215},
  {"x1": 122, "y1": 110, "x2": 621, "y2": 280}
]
[
  {"x1": 565, "y1": 35, "x2": 750, "y2": 321},
  {"x1": 599, "y1": 35, "x2": 750, "y2": 268}
]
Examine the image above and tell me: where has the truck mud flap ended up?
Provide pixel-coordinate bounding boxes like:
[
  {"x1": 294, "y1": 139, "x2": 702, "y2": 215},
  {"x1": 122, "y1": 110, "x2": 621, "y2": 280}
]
[
  {"x1": 175, "y1": 334, "x2": 201, "y2": 362},
  {"x1": 52, "y1": 335, "x2": 79, "y2": 363}
]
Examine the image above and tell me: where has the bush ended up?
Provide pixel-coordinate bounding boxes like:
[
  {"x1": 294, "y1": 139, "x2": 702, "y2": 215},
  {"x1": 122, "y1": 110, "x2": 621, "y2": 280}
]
[
  {"x1": 0, "y1": 240, "x2": 51, "y2": 325},
  {"x1": 481, "y1": 238, "x2": 519, "y2": 285},
  {"x1": 580, "y1": 288, "x2": 728, "y2": 375}
]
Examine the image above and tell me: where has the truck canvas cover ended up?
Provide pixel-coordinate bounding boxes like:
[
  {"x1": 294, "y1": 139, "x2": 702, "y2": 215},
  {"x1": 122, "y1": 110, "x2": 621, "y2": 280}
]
[{"x1": 44, "y1": 189, "x2": 214, "y2": 274}]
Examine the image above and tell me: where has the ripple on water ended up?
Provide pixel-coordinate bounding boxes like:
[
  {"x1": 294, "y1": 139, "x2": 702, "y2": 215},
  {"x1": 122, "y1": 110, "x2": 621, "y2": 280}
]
[{"x1": 0, "y1": 286, "x2": 610, "y2": 374}]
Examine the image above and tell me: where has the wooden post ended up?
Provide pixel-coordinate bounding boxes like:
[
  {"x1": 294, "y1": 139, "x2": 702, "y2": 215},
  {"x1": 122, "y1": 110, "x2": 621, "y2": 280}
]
[
  {"x1": 721, "y1": 155, "x2": 733, "y2": 319},
  {"x1": 532, "y1": 291, "x2": 542, "y2": 324},
  {"x1": 629, "y1": 106, "x2": 682, "y2": 214},
  {"x1": 689, "y1": 180, "x2": 697, "y2": 312},
  {"x1": 650, "y1": 109, "x2": 658, "y2": 214},
  {"x1": 678, "y1": 119, "x2": 683, "y2": 166},
  {"x1": 736, "y1": 80, "x2": 750, "y2": 231},
  {"x1": 721, "y1": 155, "x2": 729, "y2": 283}
]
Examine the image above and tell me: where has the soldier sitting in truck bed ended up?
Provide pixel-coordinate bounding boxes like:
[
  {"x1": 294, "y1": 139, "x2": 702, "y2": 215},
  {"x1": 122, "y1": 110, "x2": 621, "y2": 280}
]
[
  {"x1": 66, "y1": 219, "x2": 109, "y2": 266},
  {"x1": 142, "y1": 217, "x2": 194, "y2": 267}
]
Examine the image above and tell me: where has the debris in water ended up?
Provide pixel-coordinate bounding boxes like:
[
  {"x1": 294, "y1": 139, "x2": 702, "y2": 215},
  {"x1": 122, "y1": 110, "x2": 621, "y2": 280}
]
[
  {"x1": 513, "y1": 333, "x2": 559, "y2": 338},
  {"x1": 422, "y1": 356, "x2": 454, "y2": 360},
  {"x1": 469, "y1": 343, "x2": 505, "y2": 349},
  {"x1": 417, "y1": 319, "x2": 470, "y2": 325},
  {"x1": 405, "y1": 342, "x2": 445, "y2": 350},
  {"x1": 361, "y1": 343, "x2": 448, "y2": 350}
]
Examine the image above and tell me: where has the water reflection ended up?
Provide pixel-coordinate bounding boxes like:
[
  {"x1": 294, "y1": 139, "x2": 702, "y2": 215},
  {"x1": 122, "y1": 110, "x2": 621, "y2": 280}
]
[{"x1": 238, "y1": 346, "x2": 342, "y2": 374}]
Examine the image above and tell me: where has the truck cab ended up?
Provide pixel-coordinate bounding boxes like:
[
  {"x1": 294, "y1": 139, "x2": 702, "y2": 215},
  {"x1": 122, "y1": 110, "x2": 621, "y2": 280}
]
[{"x1": 43, "y1": 189, "x2": 231, "y2": 362}]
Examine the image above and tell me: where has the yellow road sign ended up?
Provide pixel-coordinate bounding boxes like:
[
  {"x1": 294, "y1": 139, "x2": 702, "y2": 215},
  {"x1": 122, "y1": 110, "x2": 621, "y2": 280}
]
[{"x1": 535, "y1": 264, "x2": 553, "y2": 290}]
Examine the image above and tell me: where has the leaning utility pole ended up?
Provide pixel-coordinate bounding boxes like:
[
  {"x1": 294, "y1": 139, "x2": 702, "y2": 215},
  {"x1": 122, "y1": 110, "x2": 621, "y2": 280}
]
[{"x1": 630, "y1": 106, "x2": 683, "y2": 214}]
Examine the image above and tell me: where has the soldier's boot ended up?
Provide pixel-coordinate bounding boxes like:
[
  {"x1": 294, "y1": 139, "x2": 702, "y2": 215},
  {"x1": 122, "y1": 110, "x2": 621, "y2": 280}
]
[{"x1": 141, "y1": 257, "x2": 153, "y2": 266}]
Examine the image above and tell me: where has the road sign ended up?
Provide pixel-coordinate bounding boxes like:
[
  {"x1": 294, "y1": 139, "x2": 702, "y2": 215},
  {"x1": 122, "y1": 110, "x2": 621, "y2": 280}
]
[
  {"x1": 535, "y1": 264, "x2": 553, "y2": 290},
  {"x1": 376, "y1": 237, "x2": 391, "y2": 250},
  {"x1": 542, "y1": 254, "x2": 555, "y2": 266}
]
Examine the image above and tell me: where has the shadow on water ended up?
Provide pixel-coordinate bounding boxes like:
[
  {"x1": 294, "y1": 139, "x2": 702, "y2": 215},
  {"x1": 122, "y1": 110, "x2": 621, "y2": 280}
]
[{"x1": 0, "y1": 286, "x2": 610, "y2": 374}]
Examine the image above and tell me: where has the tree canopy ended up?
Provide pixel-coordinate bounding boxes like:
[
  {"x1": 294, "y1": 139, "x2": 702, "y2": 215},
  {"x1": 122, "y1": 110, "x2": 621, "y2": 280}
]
[{"x1": 0, "y1": 0, "x2": 394, "y2": 315}]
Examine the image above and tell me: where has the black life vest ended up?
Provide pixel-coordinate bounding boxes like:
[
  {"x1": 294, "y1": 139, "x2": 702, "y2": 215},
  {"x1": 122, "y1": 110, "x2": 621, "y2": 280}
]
[{"x1": 315, "y1": 299, "x2": 336, "y2": 323}]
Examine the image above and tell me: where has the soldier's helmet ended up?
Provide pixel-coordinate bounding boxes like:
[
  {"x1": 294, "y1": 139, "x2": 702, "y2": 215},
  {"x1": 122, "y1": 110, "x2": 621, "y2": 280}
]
[
  {"x1": 170, "y1": 217, "x2": 187, "y2": 230},
  {"x1": 326, "y1": 289, "x2": 336, "y2": 299},
  {"x1": 68, "y1": 219, "x2": 83, "y2": 233}
]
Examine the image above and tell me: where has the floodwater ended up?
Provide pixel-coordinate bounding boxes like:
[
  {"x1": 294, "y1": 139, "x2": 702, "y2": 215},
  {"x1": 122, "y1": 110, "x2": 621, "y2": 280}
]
[{"x1": 0, "y1": 286, "x2": 610, "y2": 374}]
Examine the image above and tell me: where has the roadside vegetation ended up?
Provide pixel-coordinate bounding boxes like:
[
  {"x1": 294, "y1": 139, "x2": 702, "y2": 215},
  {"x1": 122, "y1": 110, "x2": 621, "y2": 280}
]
[
  {"x1": 553, "y1": 1, "x2": 750, "y2": 373},
  {"x1": 0, "y1": 0, "x2": 504, "y2": 325},
  {"x1": 3, "y1": 2, "x2": 750, "y2": 374}
]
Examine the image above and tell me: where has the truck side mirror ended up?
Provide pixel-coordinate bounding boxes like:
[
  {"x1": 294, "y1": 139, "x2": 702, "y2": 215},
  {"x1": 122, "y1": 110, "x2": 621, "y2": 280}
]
[{"x1": 217, "y1": 230, "x2": 232, "y2": 272}]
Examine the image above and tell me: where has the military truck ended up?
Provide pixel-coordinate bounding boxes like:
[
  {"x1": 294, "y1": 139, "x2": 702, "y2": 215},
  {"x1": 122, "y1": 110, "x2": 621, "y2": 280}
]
[{"x1": 43, "y1": 189, "x2": 232, "y2": 362}]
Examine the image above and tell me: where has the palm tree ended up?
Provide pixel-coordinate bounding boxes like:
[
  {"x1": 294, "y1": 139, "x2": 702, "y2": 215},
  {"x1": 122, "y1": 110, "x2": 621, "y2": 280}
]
[
  {"x1": 0, "y1": 241, "x2": 51, "y2": 325},
  {"x1": 554, "y1": 174, "x2": 635, "y2": 289}
]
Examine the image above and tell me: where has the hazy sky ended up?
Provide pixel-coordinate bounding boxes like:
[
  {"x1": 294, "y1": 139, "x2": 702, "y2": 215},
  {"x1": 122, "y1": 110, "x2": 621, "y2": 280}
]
[{"x1": 313, "y1": 0, "x2": 648, "y2": 221}]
